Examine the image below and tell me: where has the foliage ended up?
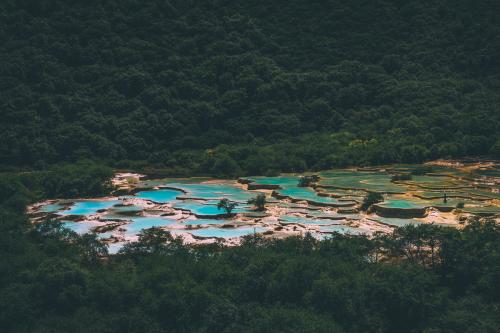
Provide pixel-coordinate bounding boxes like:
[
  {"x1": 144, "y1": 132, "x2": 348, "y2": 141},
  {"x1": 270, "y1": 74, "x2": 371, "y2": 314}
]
[
  {"x1": 217, "y1": 198, "x2": 238, "y2": 216},
  {"x1": 120, "y1": 228, "x2": 184, "y2": 255},
  {"x1": 40, "y1": 161, "x2": 114, "y2": 198},
  {"x1": 247, "y1": 193, "x2": 267, "y2": 211},
  {"x1": 0, "y1": 1, "x2": 499, "y2": 178},
  {"x1": 298, "y1": 175, "x2": 318, "y2": 187},
  {"x1": 360, "y1": 192, "x2": 385, "y2": 211}
]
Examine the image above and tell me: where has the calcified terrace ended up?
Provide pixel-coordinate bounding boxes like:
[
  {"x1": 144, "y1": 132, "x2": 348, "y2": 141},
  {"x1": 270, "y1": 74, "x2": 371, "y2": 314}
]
[{"x1": 28, "y1": 160, "x2": 500, "y2": 253}]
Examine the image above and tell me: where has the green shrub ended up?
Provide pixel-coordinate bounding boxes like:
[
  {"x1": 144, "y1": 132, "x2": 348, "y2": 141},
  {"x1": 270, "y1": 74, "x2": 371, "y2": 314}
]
[{"x1": 361, "y1": 192, "x2": 384, "y2": 211}]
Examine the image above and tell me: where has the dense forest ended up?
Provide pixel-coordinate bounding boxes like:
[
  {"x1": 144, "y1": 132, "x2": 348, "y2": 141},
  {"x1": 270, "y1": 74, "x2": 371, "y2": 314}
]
[
  {"x1": 0, "y1": 165, "x2": 499, "y2": 332},
  {"x1": 1, "y1": 0, "x2": 500, "y2": 176}
]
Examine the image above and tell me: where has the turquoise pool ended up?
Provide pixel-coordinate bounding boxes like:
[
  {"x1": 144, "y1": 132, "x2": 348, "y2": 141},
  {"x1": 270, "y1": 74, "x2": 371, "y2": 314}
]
[
  {"x1": 166, "y1": 182, "x2": 255, "y2": 202},
  {"x1": 378, "y1": 200, "x2": 425, "y2": 209},
  {"x1": 40, "y1": 203, "x2": 67, "y2": 213},
  {"x1": 124, "y1": 216, "x2": 178, "y2": 234},
  {"x1": 184, "y1": 219, "x2": 235, "y2": 226},
  {"x1": 62, "y1": 200, "x2": 121, "y2": 216},
  {"x1": 371, "y1": 217, "x2": 422, "y2": 227},
  {"x1": 173, "y1": 200, "x2": 250, "y2": 215},
  {"x1": 62, "y1": 220, "x2": 95, "y2": 234},
  {"x1": 134, "y1": 189, "x2": 183, "y2": 203}
]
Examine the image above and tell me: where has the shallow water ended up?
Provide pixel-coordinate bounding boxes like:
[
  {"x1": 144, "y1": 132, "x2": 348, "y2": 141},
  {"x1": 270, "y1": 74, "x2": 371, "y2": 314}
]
[
  {"x1": 173, "y1": 200, "x2": 250, "y2": 215},
  {"x1": 247, "y1": 176, "x2": 298, "y2": 186},
  {"x1": 379, "y1": 200, "x2": 425, "y2": 209},
  {"x1": 463, "y1": 205, "x2": 500, "y2": 215},
  {"x1": 167, "y1": 182, "x2": 254, "y2": 202},
  {"x1": 184, "y1": 219, "x2": 232, "y2": 225},
  {"x1": 62, "y1": 200, "x2": 120, "y2": 215},
  {"x1": 41, "y1": 203, "x2": 67, "y2": 213},
  {"x1": 279, "y1": 187, "x2": 355, "y2": 205},
  {"x1": 32, "y1": 164, "x2": 500, "y2": 250},
  {"x1": 124, "y1": 216, "x2": 178, "y2": 234},
  {"x1": 370, "y1": 217, "x2": 422, "y2": 227},
  {"x1": 319, "y1": 171, "x2": 407, "y2": 193},
  {"x1": 249, "y1": 175, "x2": 356, "y2": 205},
  {"x1": 134, "y1": 189, "x2": 182, "y2": 203},
  {"x1": 62, "y1": 220, "x2": 96, "y2": 234}
]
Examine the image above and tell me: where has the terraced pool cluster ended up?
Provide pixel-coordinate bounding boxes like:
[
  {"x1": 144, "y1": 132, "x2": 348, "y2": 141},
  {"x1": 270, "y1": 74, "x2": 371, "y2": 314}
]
[{"x1": 29, "y1": 161, "x2": 500, "y2": 252}]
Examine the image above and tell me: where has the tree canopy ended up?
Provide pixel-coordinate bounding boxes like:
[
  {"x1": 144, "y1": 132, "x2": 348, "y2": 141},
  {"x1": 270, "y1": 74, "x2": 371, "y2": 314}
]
[{"x1": 0, "y1": 0, "x2": 499, "y2": 177}]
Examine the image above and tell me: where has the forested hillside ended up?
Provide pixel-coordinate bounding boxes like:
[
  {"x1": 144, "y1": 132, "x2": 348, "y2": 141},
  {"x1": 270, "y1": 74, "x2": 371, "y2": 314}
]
[{"x1": 1, "y1": 0, "x2": 500, "y2": 175}]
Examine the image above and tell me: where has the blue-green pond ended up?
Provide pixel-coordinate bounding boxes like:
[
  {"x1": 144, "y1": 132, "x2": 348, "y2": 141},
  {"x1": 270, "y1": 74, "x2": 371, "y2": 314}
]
[{"x1": 30, "y1": 163, "x2": 499, "y2": 250}]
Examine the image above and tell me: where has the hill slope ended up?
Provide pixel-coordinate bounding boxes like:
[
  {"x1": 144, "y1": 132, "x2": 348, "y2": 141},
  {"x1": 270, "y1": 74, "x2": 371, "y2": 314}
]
[{"x1": 1, "y1": 0, "x2": 499, "y2": 174}]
